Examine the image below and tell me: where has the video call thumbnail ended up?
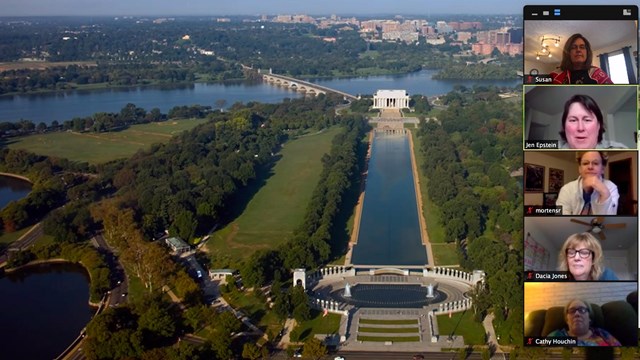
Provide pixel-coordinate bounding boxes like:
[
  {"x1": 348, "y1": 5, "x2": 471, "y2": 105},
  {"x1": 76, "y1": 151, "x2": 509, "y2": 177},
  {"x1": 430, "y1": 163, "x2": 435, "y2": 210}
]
[
  {"x1": 524, "y1": 216, "x2": 638, "y2": 281},
  {"x1": 523, "y1": 151, "x2": 637, "y2": 216},
  {"x1": 524, "y1": 282, "x2": 638, "y2": 347},
  {"x1": 523, "y1": 6, "x2": 638, "y2": 84},
  {"x1": 523, "y1": 86, "x2": 637, "y2": 150}
]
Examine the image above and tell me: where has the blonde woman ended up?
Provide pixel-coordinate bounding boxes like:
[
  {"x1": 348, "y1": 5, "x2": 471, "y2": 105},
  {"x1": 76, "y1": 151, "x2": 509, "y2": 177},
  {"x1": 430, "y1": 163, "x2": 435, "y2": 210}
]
[{"x1": 558, "y1": 232, "x2": 618, "y2": 280}]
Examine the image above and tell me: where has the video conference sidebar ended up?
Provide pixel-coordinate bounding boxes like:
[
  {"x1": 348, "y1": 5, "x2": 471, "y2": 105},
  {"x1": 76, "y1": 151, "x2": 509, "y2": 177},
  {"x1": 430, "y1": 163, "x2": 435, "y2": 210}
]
[{"x1": 521, "y1": 5, "x2": 639, "y2": 348}]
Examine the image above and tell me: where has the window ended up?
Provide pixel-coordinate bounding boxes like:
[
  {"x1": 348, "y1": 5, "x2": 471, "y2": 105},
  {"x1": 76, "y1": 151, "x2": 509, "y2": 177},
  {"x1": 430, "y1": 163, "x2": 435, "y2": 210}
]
[{"x1": 606, "y1": 52, "x2": 630, "y2": 84}]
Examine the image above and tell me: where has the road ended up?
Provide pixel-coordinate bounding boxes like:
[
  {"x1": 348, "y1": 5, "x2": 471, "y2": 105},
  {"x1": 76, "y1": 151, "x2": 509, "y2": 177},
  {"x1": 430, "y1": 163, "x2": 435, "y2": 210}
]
[
  {"x1": 94, "y1": 233, "x2": 129, "y2": 307},
  {"x1": 266, "y1": 350, "x2": 498, "y2": 359},
  {"x1": 0, "y1": 223, "x2": 44, "y2": 265},
  {"x1": 61, "y1": 233, "x2": 129, "y2": 360}
]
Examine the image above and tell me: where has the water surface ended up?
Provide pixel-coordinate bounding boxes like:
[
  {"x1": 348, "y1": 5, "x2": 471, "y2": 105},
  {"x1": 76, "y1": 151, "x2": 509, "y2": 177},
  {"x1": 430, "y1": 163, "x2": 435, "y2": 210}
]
[
  {"x1": 0, "y1": 263, "x2": 93, "y2": 360},
  {"x1": 351, "y1": 134, "x2": 427, "y2": 266},
  {"x1": 0, "y1": 175, "x2": 32, "y2": 210}
]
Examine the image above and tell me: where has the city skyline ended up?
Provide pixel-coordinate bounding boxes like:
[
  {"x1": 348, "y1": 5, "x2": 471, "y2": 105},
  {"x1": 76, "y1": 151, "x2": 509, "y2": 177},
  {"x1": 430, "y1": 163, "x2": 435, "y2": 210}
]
[{"x1": 3, "y1": 0, "x2": 637, "y2": 17}]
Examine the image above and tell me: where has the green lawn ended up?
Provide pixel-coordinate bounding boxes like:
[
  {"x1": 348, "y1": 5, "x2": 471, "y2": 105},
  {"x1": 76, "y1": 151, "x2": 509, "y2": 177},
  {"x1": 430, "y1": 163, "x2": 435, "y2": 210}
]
[
  {"x1": 358, "y1": 327, "x2": 419, "y2": 333},
  {"x1": 359, "y1": 318, "x2": 417, "y2": 325},
  {"x1": 292, "y1": 309, "x2": 341, "y2": 341},
  {"x1": 357, "y1": 335, "x2": 420, "y2": 342},
  {"x1": 409, "y1": 130, "x2": 445, "y2": 244},
  {"x1": 436, "y1": 310, "x2": 485, "y2": 345},
  {"x1": 3, "y1": 119, "x2": 205, "y2": 164},
  {"x1": 431, "y1": 243, "x2": 459, "y2": 266},
  {"x1": 0, "y1": 226, "x2": 33, "y2": 246},
  {"x1": 409, "y1": 130, "x2": 459, "y2": 266},
  {"x1": 208, "y1": 127, "x2": 340, "y2": 260},
  {"x1": 223, "y1": 288, "x2": 282, "y2": 335}
]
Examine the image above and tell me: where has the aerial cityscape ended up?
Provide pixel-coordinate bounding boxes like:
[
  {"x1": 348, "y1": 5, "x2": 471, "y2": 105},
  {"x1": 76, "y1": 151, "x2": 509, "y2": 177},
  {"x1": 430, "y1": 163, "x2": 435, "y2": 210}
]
[{"x1": 0, "y1": 3, "x2": 637, "y2": 360}]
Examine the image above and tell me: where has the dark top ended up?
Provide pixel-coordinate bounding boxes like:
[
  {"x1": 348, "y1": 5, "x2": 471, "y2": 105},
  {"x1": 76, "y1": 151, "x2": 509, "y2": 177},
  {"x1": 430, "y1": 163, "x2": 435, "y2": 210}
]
[{"x1": 570, "y1": 69, "x2": 597, "y2": 84}]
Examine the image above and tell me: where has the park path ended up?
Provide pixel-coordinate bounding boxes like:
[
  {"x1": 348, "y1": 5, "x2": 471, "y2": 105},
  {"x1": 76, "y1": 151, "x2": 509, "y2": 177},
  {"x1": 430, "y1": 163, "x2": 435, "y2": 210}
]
[{"x1": 482, "y1": 312, "x2": 505, "y2": 357}]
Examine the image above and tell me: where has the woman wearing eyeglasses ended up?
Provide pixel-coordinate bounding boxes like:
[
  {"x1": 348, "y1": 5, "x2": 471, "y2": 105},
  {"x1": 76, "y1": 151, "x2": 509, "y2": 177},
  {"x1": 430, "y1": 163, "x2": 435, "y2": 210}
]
[
  {"x1": 550, "y1": 33, "x2": 613, "y2": 84},
  {"x1": 548, "y1": 299, "x2": 621, "y2": 346},
  {"x1": 558, "y1": 232, "x2": 618, "y2": 280}
]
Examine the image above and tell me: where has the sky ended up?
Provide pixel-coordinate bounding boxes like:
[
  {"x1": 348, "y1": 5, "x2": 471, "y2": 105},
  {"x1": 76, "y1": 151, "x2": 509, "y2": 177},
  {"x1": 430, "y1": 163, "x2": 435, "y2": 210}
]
[{"x1": 3, "y1": 0, "x2": 637, "y2": 17}]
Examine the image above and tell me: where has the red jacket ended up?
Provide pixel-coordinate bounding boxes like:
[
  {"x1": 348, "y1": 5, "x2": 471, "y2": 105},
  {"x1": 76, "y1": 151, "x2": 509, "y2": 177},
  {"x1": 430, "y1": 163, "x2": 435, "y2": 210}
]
[{"x1": 550, "y1": 66, "x2": 613, "y2": 84}]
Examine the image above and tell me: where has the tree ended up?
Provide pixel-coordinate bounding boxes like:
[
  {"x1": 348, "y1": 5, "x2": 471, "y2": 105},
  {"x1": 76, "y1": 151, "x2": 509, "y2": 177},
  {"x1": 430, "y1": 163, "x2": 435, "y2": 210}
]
[
  {"x1": 170, "y1": 210, "x2": 197, "y2": 242},
  {"x1": 215, "y1": 99, "x2": 227, "y2": 112},
  {"x1": 137, "y1": 302, "x2": 176, "y2": 344},
  {"x1": 302, "y1": 337, "x2": 327, "y2": 360},
  {"x1": 242, "y1": 343, "x2": 262, "y2": 360},
  {"x1": 218, "y1": 310, "x2": 242, "y2": 335},
  {"x1": 210, "y1": 334, "x2": 233, "y2": 360}
]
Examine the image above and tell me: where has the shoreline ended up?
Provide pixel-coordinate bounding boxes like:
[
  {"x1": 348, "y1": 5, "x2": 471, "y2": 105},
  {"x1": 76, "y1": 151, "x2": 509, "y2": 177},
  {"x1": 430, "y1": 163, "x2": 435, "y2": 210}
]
[
  {"x1": 0, "y1": 172, "x2": 33, "y2": 184},
  {"x1": 5, "y1": 259, "x2": 101, "y2": 307},
  {"x1": 406, "y1": 129, "x2": 435, "y2": 267},
  {"x1": 345, "y1": 130, "x2": 374, "y2": 266}
]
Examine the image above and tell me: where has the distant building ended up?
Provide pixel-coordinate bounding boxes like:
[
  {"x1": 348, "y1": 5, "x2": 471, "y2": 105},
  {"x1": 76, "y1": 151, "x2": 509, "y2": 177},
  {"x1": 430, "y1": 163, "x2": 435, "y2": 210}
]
[
  {"x1": 421, "y1": 25, "x2": 436, "y2": 35},
  {"x1": 436, "y1": 21, "x2": 452, "y2": 34},
  {"x1": 209, "y1": 269, "x2": 237, "y2": 284},
  {"x1": 373, "y1": 89, "x2": 410, "y2": 109},
  {"x1": 165, "y1": 237, "x2": 190, "y2": 254},
  {"x1": 457, "y1": 32, "x2": 472, "y2": 43},
  {"x1": 472, "y1": 42, "x2": 495, "y2": 56},
  {"x1": 496, "y1": 31, "x2": 511, "y2": 46},
  {"x1": 508, "y1": 28, "x2": 523, "y2": 44}
]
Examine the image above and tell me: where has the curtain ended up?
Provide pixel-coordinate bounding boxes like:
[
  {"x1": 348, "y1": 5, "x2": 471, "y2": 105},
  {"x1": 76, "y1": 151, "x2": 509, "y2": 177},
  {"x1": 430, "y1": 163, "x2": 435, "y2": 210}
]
[
  {"x1": 622, "y1": 46, "x2": 636, "y2": 84},
  {"x1": 598, "y1": 53, "x2": 609, "y2": 75}
]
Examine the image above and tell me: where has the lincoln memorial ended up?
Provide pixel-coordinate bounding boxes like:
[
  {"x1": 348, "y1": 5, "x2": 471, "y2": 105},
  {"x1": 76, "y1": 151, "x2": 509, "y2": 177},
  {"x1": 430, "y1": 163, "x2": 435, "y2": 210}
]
[{"x1": 372, "y1": 89, "x2": 410, "y2": 109}]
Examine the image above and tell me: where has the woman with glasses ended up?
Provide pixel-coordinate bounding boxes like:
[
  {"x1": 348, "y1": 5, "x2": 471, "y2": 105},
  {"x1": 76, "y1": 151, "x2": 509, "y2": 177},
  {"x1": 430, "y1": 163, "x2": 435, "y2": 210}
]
[
  {"x1": 550, "y1": 33, "x2": 613, "y2": 84},
  {"x1": 548, "y1": 299, "x2": 621, "y2": 346},
  {"x1": 558, "y1": 232, "x2": 618, "y2": 280},
  {"x1": 556, "y1": 152, "x2": 619, "y2": 215}
]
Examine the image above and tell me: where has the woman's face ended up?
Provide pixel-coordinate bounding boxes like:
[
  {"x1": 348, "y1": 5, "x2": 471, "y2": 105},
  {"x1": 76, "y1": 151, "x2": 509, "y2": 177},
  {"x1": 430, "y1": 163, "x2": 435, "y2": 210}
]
[
  {"x1": 564, "y1": 102, "x2": 600, "y2": 149},
  {"x1": 569, "y1": 37, "x2": 588, "y2": 68},
  {"x1": 566, "y1": 300, "x2": 591, "y2": 336},
  {"x1": 578, "y1": 151, "x2": 605, "y2": 179},
  {"x1": 566, "y1": 241, "x2": 593, "y2": 280}
]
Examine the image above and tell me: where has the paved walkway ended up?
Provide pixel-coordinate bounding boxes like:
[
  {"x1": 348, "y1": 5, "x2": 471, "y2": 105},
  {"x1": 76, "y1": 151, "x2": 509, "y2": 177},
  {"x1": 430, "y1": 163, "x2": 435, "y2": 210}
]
[
  {"x1": 482, "y1": 313, "x2": 503, "y2": 354},
  {"x1": 277, "y1": 318, "x2": 297, "y2": 348},
  {"x1": 341, "y1": 310, "x2": 465, "y2": 352}
]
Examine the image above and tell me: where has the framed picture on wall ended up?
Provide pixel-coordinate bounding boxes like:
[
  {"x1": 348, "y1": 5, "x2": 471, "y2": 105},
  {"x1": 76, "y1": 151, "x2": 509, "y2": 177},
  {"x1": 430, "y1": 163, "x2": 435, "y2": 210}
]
[
  {"x1": 548, "y1": 168, "x2": 564, "y2": 193},
  {"x1": 524, "y1": 163, "x2": 545, "y2": 192},
  {"x1": 543, "y1": 192, "x2": 558, "y2": 207}
]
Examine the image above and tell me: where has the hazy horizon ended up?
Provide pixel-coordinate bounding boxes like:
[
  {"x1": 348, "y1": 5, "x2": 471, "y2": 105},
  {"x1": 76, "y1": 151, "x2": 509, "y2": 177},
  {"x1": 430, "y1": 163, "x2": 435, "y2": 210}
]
[{"x1": 3, "y1": 0, "x2": 634, "y2": 17}]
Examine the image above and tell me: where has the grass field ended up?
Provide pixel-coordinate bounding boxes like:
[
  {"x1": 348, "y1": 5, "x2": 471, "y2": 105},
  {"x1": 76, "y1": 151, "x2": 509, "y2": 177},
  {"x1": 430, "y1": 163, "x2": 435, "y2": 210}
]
[
  {"x1": 293, "y1": 310, "x2": 341, "y2": 341},
  {"x1": 358, "y1": 327, "x2": 419, "y2": 333},
  {"x1": 0, "y1": 61, "x2": 97, "y2": 72},
  {"x1": 0, "y1": 226, "x2": 32, "y2": 246},
  {"x1": 224, "y1": 288, "x2": 283, "y2": 336},
  {"x1": 409, "y1": 130, "x2": 458, "y2": 266},
  {"x1": 208, "y1": 127, "x2": 340, "y2": 260},
  {"x1": 436, "y1": 310, "x2": 485, "y2": 345},
  {"x1": 356, "y1": 335, "x2": 420, "y2": 342},
  {"x1": 359, "y1": 319, "x2": 417, "y2": 325},
  {"x1": 3, "y1": 119, "x2": 206, "y2": 164}
]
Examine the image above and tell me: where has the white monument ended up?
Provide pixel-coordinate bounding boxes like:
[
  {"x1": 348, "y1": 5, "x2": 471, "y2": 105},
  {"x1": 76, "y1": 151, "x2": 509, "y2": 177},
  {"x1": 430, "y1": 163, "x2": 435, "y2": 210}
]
[
  {"x1": 372, "y1": 89, "x2": 410, "y2": 109},
  {"x1": 293, "y1": 268, "x2": 306, "y2": 289},
  {"x1": 344, "y1": 282, "x2": 352, "y2": 297}
]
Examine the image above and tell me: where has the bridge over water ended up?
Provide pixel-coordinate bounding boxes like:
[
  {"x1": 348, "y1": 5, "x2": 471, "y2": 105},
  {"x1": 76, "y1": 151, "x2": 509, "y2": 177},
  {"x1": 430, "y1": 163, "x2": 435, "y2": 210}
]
[{"x1": 260, "y1": 70, "x2": 357, "y2": 101}]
